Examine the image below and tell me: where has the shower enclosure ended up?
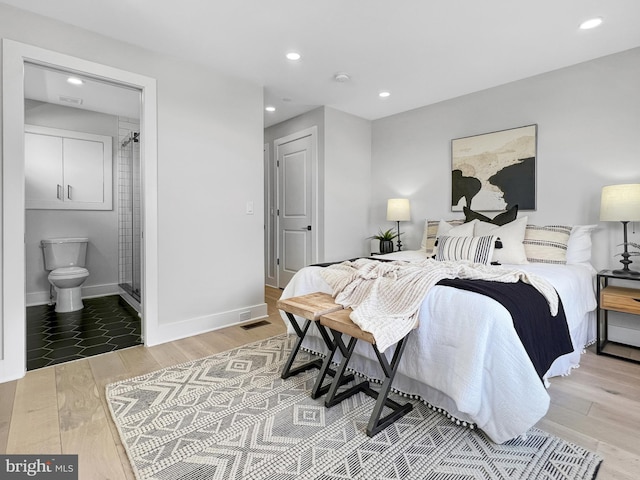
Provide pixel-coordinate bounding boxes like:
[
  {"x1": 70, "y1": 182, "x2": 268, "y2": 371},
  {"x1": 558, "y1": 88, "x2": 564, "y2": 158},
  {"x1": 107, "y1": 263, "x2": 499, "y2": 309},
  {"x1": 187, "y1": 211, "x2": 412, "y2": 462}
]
[{"x1": 119, "y1": 129, "x2": 141, "y2": 309}]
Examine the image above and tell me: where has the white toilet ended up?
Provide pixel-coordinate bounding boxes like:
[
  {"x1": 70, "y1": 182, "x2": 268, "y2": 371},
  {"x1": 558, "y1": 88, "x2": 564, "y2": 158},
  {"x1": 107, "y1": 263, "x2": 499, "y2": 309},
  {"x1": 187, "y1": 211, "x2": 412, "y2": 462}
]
[{"x1": 41, "y1": 237, "x2": 90, "y2": 313}]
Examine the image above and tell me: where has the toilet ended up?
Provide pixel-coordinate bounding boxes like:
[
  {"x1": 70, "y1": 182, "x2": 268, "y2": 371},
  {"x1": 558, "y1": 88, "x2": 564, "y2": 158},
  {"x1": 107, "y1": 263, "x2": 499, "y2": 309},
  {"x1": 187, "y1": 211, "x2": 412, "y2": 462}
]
[{"x1": 41, "y1": 237, "x2": 90, "y2": 313}]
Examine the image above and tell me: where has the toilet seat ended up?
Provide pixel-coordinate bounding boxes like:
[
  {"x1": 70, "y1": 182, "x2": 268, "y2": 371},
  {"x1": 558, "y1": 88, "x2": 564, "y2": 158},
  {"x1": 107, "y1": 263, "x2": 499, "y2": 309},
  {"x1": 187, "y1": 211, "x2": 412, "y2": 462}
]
[{"x1": 48, "y1": 266, "x2": 89, "y2": 279}]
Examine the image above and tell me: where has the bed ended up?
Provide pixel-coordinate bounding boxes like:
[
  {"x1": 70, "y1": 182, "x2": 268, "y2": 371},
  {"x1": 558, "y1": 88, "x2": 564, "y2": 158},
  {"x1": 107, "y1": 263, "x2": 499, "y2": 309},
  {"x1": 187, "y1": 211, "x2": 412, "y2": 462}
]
[{"x1": 279, "y1": 220, "x2": 598, "y2": 444}]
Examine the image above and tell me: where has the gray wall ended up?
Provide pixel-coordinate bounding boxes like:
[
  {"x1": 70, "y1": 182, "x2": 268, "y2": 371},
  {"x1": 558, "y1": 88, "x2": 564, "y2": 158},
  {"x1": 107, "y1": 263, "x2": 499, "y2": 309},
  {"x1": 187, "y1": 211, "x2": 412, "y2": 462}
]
[
  {"x1": 24, "y1": 100, "x2": 119, "y2": 303},
  {"x1": 370, "y1": 47, "x2": 640, "y2": 272},
  {"x1": 324, "y1": 107, "x2": 372, "y2": 261}
]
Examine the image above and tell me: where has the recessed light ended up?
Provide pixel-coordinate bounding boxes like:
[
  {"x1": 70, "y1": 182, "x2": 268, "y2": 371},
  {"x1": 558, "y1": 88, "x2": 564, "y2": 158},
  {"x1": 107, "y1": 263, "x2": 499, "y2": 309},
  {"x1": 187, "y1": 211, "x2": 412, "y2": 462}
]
[
  {"x1": 286, "y1": 52, "x2": 301, "y2": 61},
  {"x1": 67, "y1": 77, "x2": 84, "y2": 85},
  {"x1": 379, "y1": 91, "x2": 391, "y2": 98},
  {"x1": 265, "y1": 106, "x2": 276, "y2": 112},
  {"x1": 579, "y1": 17, "x2": 603, "y2": 30}
]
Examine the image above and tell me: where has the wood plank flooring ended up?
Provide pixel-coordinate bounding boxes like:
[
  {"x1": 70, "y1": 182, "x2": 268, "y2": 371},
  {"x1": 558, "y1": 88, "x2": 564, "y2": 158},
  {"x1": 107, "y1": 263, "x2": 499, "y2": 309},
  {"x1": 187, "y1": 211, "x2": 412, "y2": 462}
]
[{"x1": 1, "y1": 285, "x2": 639, "y2": 479}]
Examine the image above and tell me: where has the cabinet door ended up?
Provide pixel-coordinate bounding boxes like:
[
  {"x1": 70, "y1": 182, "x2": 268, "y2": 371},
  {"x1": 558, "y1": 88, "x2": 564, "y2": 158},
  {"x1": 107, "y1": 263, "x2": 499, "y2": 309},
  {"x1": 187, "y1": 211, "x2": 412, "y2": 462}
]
[
  {"x1": 63, "y1": 137, "x2": 105, "y2": 204},
  {"x1": 25, "y1": 132, "x2": 64, "y2": 206},
  {"x1": 25, "y1": 125, "x2": 113, "y2": 210}
]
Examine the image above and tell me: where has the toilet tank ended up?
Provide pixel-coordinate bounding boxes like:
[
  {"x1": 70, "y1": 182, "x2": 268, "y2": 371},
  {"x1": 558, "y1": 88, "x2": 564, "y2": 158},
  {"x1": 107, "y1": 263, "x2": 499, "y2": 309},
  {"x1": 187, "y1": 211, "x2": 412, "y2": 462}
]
[{"x1": 41, "y1": 237, "x2": 88, "y2": 270}]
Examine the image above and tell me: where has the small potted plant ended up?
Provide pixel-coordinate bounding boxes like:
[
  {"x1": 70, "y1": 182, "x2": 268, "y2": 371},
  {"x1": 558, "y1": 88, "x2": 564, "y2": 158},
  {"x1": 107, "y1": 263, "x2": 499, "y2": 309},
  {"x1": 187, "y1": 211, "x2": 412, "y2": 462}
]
[{"x1": 369, "y1": 228, "x2": 399, "y2": 254}]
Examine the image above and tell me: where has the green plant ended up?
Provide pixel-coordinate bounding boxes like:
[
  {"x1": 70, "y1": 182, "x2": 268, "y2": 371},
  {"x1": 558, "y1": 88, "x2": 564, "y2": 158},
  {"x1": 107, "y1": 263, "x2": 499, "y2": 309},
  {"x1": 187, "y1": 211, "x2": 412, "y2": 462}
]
[{"x1": 368, "y1": 228, "x2": 399, "y2": 241}]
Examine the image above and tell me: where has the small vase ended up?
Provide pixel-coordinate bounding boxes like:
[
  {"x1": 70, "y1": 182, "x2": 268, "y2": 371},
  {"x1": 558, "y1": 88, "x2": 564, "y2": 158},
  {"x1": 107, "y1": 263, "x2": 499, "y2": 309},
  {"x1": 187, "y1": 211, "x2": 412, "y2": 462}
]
[{"x1": 380, "y1": 240, "x2": 394, "y2": 254}]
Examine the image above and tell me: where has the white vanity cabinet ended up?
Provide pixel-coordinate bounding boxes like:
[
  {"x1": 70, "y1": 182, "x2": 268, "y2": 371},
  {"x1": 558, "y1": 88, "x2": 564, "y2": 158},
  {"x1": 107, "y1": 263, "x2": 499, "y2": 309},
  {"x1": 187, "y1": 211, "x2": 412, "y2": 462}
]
[{"x1": 25, "y1": 125, "x2": 113, "y2": 210}]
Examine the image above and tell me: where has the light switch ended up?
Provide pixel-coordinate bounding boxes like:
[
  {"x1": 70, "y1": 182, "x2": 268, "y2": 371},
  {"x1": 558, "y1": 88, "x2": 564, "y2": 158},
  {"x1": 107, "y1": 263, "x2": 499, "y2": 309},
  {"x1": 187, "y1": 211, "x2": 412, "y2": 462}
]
[{"x1": 246, "y1": 201, "x2": 254, "y2": 215}]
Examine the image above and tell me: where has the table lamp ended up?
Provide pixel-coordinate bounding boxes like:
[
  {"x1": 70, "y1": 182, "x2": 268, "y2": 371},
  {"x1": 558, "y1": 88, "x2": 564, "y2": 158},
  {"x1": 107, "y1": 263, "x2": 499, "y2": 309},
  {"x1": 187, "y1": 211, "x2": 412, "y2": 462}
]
[
  {"x1": 600, "y1": 183, "x2": 640, "y2": 275},
  {"x1": 386, "y1": 198, "x2": 411, "y2": 251}
]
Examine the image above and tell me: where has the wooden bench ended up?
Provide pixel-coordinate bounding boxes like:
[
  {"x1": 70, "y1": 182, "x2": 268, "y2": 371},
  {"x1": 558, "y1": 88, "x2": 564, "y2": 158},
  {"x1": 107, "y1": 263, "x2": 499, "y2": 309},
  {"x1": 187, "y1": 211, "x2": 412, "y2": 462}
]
[
  {"x1": 318, "y1": 308, "x2": 413, "y2": 437},
  {"x1": 276, "y1": 292, "x2": 354, "y2": 397}
]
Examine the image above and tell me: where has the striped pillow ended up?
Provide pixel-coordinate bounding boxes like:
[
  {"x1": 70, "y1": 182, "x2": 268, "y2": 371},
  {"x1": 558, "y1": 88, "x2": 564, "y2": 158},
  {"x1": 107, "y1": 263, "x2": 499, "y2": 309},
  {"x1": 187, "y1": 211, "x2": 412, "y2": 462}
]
[
  {"x1": 523, "y1": 225, "x2": 572, "y2": 264},
  {"x1": 435, "y1": 235, "x2": 497, "y2": 265},
  {"x1": 421, "y1": 219, "x2": 465, "y2": 255}
]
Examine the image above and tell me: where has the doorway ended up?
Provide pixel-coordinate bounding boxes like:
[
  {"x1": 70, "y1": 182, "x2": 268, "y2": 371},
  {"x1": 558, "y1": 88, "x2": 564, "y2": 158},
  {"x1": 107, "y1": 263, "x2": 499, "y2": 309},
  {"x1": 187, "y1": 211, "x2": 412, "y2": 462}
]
[
  {"x1": 266, "y1": 127, "x2": 318, "y2": 288},
  {"x1": 1, "y1": 39, "x2": 158, "y2": 381}
]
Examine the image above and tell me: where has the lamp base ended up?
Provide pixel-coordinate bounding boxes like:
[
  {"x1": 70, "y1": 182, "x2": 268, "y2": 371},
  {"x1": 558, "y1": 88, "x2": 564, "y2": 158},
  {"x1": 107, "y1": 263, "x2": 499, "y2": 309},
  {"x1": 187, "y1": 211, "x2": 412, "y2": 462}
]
[
  {"x1": 612, "y1": 268, "x2": 640, "y2": 276},
  {"x1": 612, "y1": 221, "x2": 640, "y2": 276}
]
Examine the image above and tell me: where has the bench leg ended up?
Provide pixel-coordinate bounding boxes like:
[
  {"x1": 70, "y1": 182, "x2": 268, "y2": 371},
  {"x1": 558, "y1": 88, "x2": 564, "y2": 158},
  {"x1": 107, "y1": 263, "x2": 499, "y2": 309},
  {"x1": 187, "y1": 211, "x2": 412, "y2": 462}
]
[
  {"x1": 310, "y1": 324, "x2": 355, "y2": 399},
  {"x1": 324, "y1": 333, "x2": 372, "y2": 408},
  {"x1": 366, "y1": 337, "x2": 413, "y2": 437},
  {"x1": 281, "y1": 313, "x2": 322, "y2": 379}
]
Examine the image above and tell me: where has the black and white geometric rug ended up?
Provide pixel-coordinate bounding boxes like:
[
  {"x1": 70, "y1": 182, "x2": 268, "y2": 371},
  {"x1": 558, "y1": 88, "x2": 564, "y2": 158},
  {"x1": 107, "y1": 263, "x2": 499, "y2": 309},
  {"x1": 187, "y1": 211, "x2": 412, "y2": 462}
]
[{"x1": 106, "y1": 335, "x2": 601, "y2": 479}]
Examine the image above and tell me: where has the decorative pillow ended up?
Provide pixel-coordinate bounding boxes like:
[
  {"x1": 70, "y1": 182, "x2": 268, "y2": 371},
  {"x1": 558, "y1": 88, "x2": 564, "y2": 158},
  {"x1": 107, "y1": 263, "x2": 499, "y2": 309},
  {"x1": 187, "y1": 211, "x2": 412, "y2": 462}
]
[
  {"x1": 432, "y1": 219, "x2": 477, "y2": 257},
  {"x1": 566, "y1": 225, "x2": 597, "y2": 264},
  {"x1": 463, "y1": 205, "x2": 518, "y2": 225},
  {"x1": 523, "y1": 225, "x2": 572, "y2": 264},
  {"x1": 474, "y1": 216, "x2": 529, "y2": 264},
  {"x1": 435, "y1": 235, "x2": 497, "y2": 265},
  {"x1": 421, "y1": 219, "x2": 464, "y2": 254}
]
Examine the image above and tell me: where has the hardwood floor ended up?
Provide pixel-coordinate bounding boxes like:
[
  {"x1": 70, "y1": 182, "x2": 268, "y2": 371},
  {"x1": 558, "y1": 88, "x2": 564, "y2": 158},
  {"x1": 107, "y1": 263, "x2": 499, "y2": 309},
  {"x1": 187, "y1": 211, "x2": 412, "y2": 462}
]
[{"x1": 1, "y1": 286, "x2": 639, "y2": 479}]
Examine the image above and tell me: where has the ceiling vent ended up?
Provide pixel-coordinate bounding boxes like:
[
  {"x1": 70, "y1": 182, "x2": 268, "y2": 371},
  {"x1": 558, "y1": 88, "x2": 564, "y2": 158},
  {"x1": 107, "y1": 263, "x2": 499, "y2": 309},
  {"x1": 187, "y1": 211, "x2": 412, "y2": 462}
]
[{"x1": 58, "y1": 95, "x2": 83, "y2": 105}]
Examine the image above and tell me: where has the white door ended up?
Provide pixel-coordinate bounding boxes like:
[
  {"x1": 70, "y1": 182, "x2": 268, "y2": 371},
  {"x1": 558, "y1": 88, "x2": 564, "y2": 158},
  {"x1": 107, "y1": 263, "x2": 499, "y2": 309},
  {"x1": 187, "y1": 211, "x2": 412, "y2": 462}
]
[{"x1": 278, "y1": 134, "x2": 314, "y2": 287}]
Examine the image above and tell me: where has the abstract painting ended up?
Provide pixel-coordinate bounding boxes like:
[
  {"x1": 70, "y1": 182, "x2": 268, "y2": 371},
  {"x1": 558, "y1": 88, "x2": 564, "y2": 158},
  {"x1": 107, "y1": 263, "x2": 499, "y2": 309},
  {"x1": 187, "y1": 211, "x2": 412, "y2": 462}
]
[{"x1": 451, "y1": 125, "x2": 537, "y2": 211}]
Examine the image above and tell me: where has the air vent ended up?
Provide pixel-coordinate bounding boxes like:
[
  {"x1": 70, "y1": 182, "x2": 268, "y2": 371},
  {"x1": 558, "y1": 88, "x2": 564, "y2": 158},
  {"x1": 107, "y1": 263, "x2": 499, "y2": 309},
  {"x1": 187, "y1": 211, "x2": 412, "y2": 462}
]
[
  {"x1": 241, "y1": 320, "x2": 270, "y2": 330},
  {"x1": 59, "y1": 95, "x2": 83, "y2": 105}
]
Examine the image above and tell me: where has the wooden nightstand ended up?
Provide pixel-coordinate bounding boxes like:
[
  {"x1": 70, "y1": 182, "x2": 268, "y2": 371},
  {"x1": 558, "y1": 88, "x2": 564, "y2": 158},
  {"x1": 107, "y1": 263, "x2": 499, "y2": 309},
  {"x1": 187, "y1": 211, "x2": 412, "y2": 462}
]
[{"x1": 596, "y1": 270, "x2": 640, "y2": 363}]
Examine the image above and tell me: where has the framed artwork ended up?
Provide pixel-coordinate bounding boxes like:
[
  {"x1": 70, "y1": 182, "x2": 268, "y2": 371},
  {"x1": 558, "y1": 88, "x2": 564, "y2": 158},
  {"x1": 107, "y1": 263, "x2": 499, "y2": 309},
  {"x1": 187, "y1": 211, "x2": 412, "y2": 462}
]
[{"x1": 451, "y1": 124, "x2": 537, "y2": 212}]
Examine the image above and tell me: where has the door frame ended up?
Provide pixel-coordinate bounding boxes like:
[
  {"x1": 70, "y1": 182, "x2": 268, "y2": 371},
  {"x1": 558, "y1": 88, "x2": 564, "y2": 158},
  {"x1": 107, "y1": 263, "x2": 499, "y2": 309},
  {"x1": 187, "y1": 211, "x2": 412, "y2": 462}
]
[
  {"x1": 1, "y1": 39, "x2": 159, "y2": 382},
  {"x1": 273, "y1": 126, "x2": 318, "y2": 287}
]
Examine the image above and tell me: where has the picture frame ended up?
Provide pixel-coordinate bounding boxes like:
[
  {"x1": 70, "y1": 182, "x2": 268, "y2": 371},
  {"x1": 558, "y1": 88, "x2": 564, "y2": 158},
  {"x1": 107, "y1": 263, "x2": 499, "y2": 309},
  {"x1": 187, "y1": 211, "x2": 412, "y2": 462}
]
[{"x1": 451, "y1": 124, "x2": 537, "y2": 212}]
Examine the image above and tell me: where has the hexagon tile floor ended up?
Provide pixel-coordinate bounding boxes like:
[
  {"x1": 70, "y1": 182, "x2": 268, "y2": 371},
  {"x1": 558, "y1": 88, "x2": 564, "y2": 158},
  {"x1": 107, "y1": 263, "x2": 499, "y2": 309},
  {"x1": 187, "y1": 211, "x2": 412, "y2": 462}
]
[{"x1": 26, "y1": 295, "x2": 142, "y2": 371}]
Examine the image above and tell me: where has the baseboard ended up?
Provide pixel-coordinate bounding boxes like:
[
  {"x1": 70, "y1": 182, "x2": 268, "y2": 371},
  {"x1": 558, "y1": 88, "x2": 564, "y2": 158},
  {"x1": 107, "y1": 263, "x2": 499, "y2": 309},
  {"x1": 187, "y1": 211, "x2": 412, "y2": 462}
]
[
  {"x1": 144, "y1": 302, "x2": 269, "y2": 346},
  {"x1": 26, "y1": 283, "x2": 121, "y2": 306}
]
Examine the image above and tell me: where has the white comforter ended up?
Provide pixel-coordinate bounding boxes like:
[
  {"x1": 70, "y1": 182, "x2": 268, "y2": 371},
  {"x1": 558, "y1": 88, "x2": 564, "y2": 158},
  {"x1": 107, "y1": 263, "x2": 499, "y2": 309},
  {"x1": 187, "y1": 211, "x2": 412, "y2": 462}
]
[{"x1": 280, "y1": 251, "x2": 597, "y2": 443}]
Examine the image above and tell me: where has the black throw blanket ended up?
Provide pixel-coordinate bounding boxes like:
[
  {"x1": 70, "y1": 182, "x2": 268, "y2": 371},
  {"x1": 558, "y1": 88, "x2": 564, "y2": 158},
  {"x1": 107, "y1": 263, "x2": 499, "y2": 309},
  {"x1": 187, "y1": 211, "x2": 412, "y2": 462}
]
[{"x1": 436, "y1": 278, "x2": 574, "y2": 381}]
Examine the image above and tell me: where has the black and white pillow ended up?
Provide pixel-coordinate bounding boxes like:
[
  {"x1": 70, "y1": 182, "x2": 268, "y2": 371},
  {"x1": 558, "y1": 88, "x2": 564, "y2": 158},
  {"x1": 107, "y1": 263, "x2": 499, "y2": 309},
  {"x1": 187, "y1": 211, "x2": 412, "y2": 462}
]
[
  {"x1": 523, "y1": 225, "x2": 572, "y2": 264},
  {"x1": 435, "y1": 235, "x2": 497, "y2": 265}
]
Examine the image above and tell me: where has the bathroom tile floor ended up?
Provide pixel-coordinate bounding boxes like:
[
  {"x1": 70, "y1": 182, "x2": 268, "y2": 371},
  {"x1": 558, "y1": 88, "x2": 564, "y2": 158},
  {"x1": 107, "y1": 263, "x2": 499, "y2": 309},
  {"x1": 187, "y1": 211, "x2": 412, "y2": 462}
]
[{"x1": 26, "y1": 295, "x2": 142, "y2": 371}]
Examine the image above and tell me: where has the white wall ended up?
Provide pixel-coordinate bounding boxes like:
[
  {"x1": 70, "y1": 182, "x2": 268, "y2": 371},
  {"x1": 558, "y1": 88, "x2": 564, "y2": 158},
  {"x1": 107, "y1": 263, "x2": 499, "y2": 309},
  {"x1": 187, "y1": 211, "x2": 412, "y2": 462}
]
[
  {"x1": 24, "y1": 100, "x2": 119, "y2": 304},
  {"x1": 0, "y1": 3, "x2": 265, "y2": 380},
  {"x1": 370, "y1": 47, "x2": 640, "y2": 272},
  {"x1": 324, "y1": 107, "x2": 372, "y2": 261}
]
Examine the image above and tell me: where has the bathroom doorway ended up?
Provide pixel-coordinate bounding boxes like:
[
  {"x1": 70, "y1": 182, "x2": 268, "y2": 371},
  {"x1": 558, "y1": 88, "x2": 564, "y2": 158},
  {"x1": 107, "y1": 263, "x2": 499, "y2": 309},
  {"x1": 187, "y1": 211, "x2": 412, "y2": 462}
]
[
  {"x1": 2, "y1": 39, "x2": 158, "y2": 381},
  {"x1": 22, "y1": 63, "x2": 145, "y2": 369}
]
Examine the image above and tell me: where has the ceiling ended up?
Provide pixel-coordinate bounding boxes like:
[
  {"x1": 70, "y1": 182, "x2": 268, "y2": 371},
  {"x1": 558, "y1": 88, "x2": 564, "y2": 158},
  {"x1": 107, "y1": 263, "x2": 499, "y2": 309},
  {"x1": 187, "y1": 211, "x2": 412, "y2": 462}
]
[
  {"x1": 24, "y1": 64, "x2": 141, "y2": 119},
  {"x1": 5, "y1": 0, "x2": 640, "y2": 127}
]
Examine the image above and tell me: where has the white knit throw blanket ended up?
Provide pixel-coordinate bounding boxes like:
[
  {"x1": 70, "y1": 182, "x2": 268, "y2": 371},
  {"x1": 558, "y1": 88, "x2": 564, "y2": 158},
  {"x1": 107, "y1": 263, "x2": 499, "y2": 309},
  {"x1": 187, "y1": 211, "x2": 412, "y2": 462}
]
[{"x1": 320, "y1": 258, "x2": 559, "y2": 352}]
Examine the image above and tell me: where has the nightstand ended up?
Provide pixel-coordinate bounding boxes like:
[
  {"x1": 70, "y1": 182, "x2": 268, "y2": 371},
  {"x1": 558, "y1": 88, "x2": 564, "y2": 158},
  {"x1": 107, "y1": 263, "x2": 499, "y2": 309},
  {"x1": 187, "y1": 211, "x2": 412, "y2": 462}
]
[{"x1": 596, "y1": 269, "x2": 640, "y2": 363}]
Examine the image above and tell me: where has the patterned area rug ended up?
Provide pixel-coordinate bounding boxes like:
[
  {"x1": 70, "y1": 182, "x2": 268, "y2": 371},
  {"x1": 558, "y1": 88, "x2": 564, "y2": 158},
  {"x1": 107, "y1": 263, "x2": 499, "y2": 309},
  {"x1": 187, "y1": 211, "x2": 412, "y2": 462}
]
[{"x1": 106, "y1": 334, "x2": 601, "y2": 480}]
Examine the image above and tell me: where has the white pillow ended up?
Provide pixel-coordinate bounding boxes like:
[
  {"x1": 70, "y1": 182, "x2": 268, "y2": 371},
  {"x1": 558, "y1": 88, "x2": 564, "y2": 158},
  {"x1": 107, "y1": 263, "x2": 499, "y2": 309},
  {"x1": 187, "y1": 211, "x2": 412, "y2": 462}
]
[
  {"x1": 474, "y1": 216, "x2": 529, "y2": 265},
  {"x1": 435, "y1": 235, "x2": 497, "y2": 265},
  {"x1": 433, "y1": 219, "x2": 477, "y2": 257},
  {"x1": 566, "y1": 225, "x2": 597, "y2": 264}
]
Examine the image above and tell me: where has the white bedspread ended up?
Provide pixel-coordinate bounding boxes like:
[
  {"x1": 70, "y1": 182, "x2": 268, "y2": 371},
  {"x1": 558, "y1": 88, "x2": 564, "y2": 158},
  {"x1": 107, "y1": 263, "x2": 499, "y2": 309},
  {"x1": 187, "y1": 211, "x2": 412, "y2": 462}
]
[
  {"x1": 320, "y1": 258, "x2": 559, "y2": 352},
  {"x1": 280, "y1": 251, "x2": 597, "y2": 443}
]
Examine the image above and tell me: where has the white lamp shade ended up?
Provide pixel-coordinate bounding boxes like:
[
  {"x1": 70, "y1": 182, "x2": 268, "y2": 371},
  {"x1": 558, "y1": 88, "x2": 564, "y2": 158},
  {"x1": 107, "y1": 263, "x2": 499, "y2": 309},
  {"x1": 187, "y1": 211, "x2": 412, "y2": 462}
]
[
  {"x1": 600, "y1": 184, "x2": 640, "y2": 221},
  {"x1": 387, "y1": 198, "x2": 411, "y2": 221}
]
